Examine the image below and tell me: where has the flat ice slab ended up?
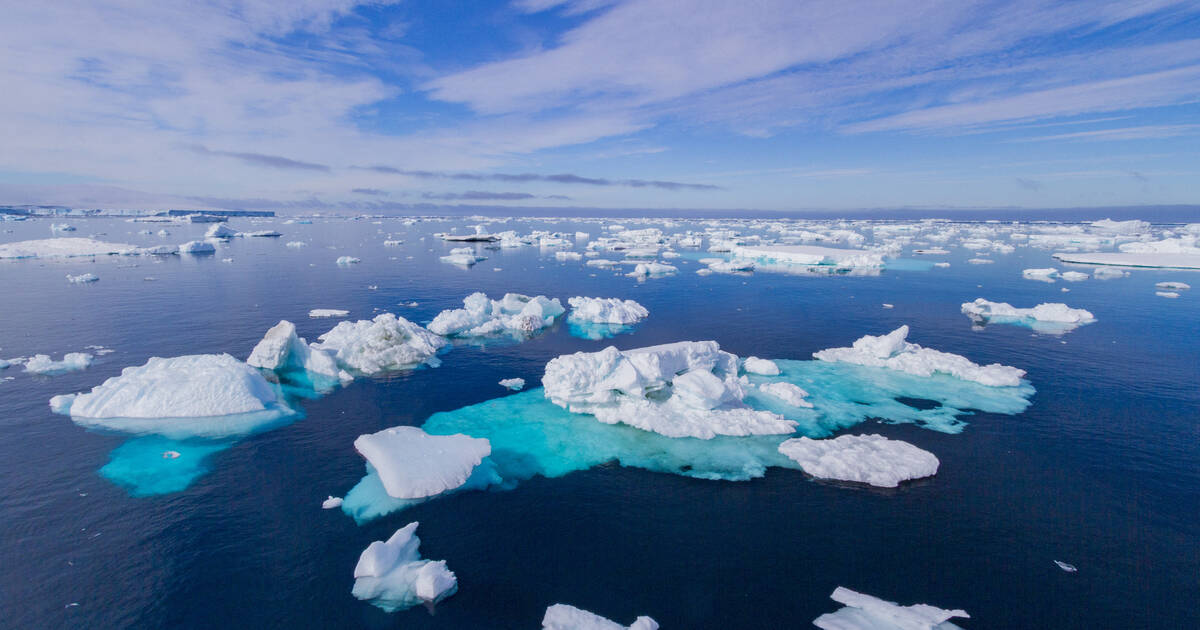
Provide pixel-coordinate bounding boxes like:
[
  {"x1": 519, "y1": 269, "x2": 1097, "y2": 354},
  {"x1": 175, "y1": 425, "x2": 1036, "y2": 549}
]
[
  {"x1": 542, "y1": 604, "x2": 660, "y2": 630},
  {"x1": 731, "y1": 244, "x2": 884, "y2": 268},
  {"x1": 0, "y1": 237, "x2": 139, "y2": 258},
  {"x1": 1052, "y1": 251, "x2": 1200, "y2": 269},
  {"x1": 813, "y1": 325, "x2": 1026, "y2": 387},
  {"x1": 308, "y1": 309, "x2": 349, "y2": 318},
  {"x1": 353, "y1": 426, "x2": 491, "y2": 499},
  {"x1": 778, "y1": 434, "x2": 938, "y2": 487},
  {"x1": 567, "y1": 296, "x2": 649, "y2": 324},
  {"x1": 813, "y1": 586, "x2": 969, "y2": 630},
  {"x1": 352, "y1": 522, "x2": 458, "y2": 612}
]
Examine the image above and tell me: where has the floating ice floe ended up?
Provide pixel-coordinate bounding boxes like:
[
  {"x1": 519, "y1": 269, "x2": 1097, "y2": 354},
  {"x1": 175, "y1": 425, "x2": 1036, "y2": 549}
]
[
  {"x1": 706, "y1": 259, "x2": 756, "y2": 273},
  {"x1": 66, "y1": 273, "x2": 99, "y2": 284},
  {"x1": 813, "y1": 325, "x2": 1026, "y2": 387},
  {"x1": 50, "y1": 354, "x2": 295, "y2": 438},
  {"x1": 966, "y1": 258, "x2": 994, "y2": 264},
  {"x1": 1060, "y1": 271, "x2": 1089, "y2": 282},
  {"x1": 542, "y1": 341, "x2": 797, "y2": 439},
  {"x1": 813, "y1": 587, "x2": 969, "y2": 630},
  {"x1": 179, "y1": 240, "x2": 215, "y2": 254},
  {"x1": 757, "y1": 381, "x2": 812, "y2": 408},
  {"x1": 1052, "y1": 250, "x2": 1200, "y2": 269},
  {"x1": 1156, "y1": 291, "x2": 1180, "y2": 298},
  {"x1": 731, "y1": 244, "x2": 885, "y2": 269},
  {"x1": 626, "y1": 262, "x2": 678, "y2": 277},
  {"x1": 247, "y1": 320, "x2": 349, "y2": 391},
  {"x1": 1156, "y1": 281, "x2": 1190, "y2": 290},
  {"x1": 1054, "y1": 560, "x2": 1078, "y2": 573},
  {"x1": 961, "y1": 298, "x2": 1096, "y2": 334},
  {"x1": 335, "y1": 256, "x2": 360, "y2": 265},
  {"x1": 428, "y1": 292, "x2": 565, "y2": 339},
  {"x1": 286, "y1": 241, "x2": 307, "y2": 248},
  {"x1": 440, "y1": 246, "x2": 485, "y2": 266},
  {"x1": 1091, "y1": 218, "x2": 1149, "y2": 234},
  {"x1": 555, "y1": 251, "x2": 583, "y2": 261},
  {"x1": 322, "y1": 496, "x2": 343, "y2": 509},
  {"x1": 24, "y1": 352, "x2": 93, "y2": 375},
  {"x1": 778, "y1": 434, "x2": 938, "y2": 487},
  {"x1": 0, "y1": 237, "x2": 139, "y2": 259},
  {"x1": 314, "y1": 314, "x2": 446, "y2": 375},
  {"x1": 1022, "y1": 267, "x2": 1059, "y2": 282},
  {"x1": 567, "y1": 297, "x2": 649, "y2": 324},
  {"x1": 542, "y1": 604, "x2": 659, "y2": 630},
  {"x1": 205, "y1": 223, "x2": 237, "y2": 239},
  {"x1": 499, "y1": 378, "x2": 526, "y2": 390},
  {"x1": 742, "y1": 356, "x2": 781, "y2": 376},
  {"x1": 352, "y1": 522, "x2": 458, "y2": 612},
  {"x1": 308, "y1": 308, "x2": 349, "y2": 318}
]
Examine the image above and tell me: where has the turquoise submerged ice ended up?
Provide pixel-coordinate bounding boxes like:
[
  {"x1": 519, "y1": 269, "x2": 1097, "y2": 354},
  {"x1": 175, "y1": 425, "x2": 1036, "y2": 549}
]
[{"x1": 100, "y1": 436, "x2": 231, "y2": 497}]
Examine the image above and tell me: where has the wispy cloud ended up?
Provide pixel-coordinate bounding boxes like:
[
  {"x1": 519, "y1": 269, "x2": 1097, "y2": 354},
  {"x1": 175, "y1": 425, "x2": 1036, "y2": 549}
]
[
  {"x1": 351, "y1": 187, "x2": 388, "y2": 195},
  {"x1": 189, "y1": 144, "x2": 331, "y2": 172},
  {"x1": 1012, "y1": 124, "x2": 1200, "y2": 143},
  {"x1": 355, "y1": 165, "x2": 720, "y2": 190}
]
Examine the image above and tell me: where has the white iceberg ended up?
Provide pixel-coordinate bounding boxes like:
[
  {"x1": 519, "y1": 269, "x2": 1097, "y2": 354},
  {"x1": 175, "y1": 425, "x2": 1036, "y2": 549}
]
[
  {"x1": 308, "y1": 309, "x2": 349, "y2": 318},
  {"x1": 352, "y1": 522, "x2": 458, "y2": 612},
  {"x1": 499, "y1": 377, "x2": 526, "y2": 390},
  {"x1": 353, "y1": 426, "x2": 491, "y2": 500},
  {"x1": 66, "y1": 273, "x2": 99, "y2": 284},
  {"x1": 567, "y1": 297, "x2": 649, "y2": 325},
  {"x1": 322, "y1": 496, "x2": 343, "y2": 509},
  {"x1": 731, "y1": 244, "x2": 884, "y2": 268},
  {"x1": 440, "y1": 246, "x2": 485, "y2": 266},
  {"x1": 813, "y1": 326, "x2": 1026, "y2": 387},
  {"x1": 428, "y1": 293, "x2": 565, "y2": 338},
  {"x1": 314, "y1": 314, "x2": 445, "y2": 375},
  {"x1": 814, "y1": 587, "x2": 969, "y2": 630},
  {"x1": 0, "y1": 237, "x2": 139, "y2": 259},
  {"x1": 961, "y1": 298, "x2": 1096, "y2": 333},
  {"x1": 205, "y1": 223, "x2": 237, "y2": 239},
  {"x1": 336, "y1": 256, "x2": 361, "y2": 265},
  {"x1": 625, "y1": 262, "x2": 678, "y2": 277},
  {"x1": 1060, "y1": 271, "x2": 1089, "y2": 282},
  {"x1": 757, "y1": 382, "x2": 812, "y2": 408},
  {"x1": 778, "y1": 434, "x2": 938, "y2": 487},
  {"x1": 50, "y1": 354, "x2": 294, "y2": 438},
  {"x1": 542, "y1": 341, "x2": 797, "y2": 439},
  {"x1": 742, "y1": 356, "x2": 781, "y2": 376},
  {"x1": 542, "y1": 604, "x2": 659, "y2": 630},
  {"x1": 24, "y1": 352, "x2": 93, "y2": 375},
  {"x1": 1156, "y1": 281, "x2": 1190, "y2": 290},
  {"x1": 247, "y1": 320, "x2": 347, "y2": 390}
]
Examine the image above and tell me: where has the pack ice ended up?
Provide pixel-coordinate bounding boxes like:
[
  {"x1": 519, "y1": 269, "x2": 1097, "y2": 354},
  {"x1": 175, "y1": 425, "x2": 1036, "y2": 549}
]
[
  {"x1": 0, "y1": 237, "x2": 139, "y2": 259},
  {"x1": 23, "y1": 352, "x2": 93, "y2": 375},
  {"x1": 813, "y1": 326, "x2": 1025, "y2": 387},
  {"x1": 778, "y1": 434, "x2": 938, "y2": 487},
  {"x1": 313, "y1": 313, "x2": 446, "y2": 374},
  {"x1": 352, "y1": 522, "x2": 458, "y2": 612},
  {"x1": 731, "y1": 244, "x2": 885, "y2": 268},
  {"x1": 542, "y1": 341, "x2": 797, "y2": 439},
  {"x1": 961, "y1": 298, "x2": 1096, "y2": 333},
  {"x1": 247, "y1": 320, "x2": 349, "y2": 391},
  {"x1": 813, "y1": 587, "x2": 969, "y2": 630},
  {"x1": 428, "y1": 292, "x2": 565, "y2": 338},
  {"x1": 567, "y1": 297, "x2": 649, "y2": 324},
  {"x1": 542, "y1": 604, "x2": 659, "y2": 630}
]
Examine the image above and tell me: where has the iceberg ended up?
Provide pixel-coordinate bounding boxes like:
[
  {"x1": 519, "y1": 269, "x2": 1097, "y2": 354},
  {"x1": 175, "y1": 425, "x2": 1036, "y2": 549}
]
[
  {"x1": 960, "y1": 298, "x2": 1096, "y2": 333},
  {"x1": 541, "y1": 342, "x2": 797, "y2": 439},
  {"x1": 314, "y1": 313, "x2": 445, "y2": 375},
  {"x1": 50, "y1": 354, "x2": 295, "y2": 439},
  {"x1": 205, "y1": 223, "x2": 237, "y2": 239},
  {"x1": 625, "y1": 262, "x2": 678, "y2": 277},
  {"x1": 179, "y1": 240, "x2": 215, "y2": 254},
  {"x1": 542, "y1": 604, "x2": 659, "y2": 630},
  {"x1": 743, "y1": 356, "x2": 781, "y2": 376},
  {"x1": 0, "y1": 237, "x2": 139, "y2": 259},
  {"x1": 813, "y1": 326, "x2": 1026, "y2": 387},
  {"x1": 440, "y1": 246, "x2": 485, "y2": 265},
  {"x1": 247, "y1": 320, "x2": 347, "y2": 391},
  {"x1": 428, "y1": 293, "x2": 565, "y2": 338},
  {"x1": 66, "y1": 273, "x2": 99, "y2": 284},
  {"x1": 777, "y1": 434, "x2": 938, "y2": 487},
  {"x1": 23, "y1": 352, "x2": 93, "y2": 375},
  {"x1": 351, "y1": 522, "x2": 458, "y2": 612},
  {"x1": 567, "y1": 297, "x2": 649, "y2": 325},
  {"x1": 813, "y1": 587, "x2": 969, "y2": 630}
]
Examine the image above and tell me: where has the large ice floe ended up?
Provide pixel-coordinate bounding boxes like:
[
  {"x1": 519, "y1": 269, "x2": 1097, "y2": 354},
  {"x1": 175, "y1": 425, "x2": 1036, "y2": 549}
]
[
  {"x1": 352, "y1": 522, "x2": 458, "y2": 612},
  {"x1": 313, "y1": 313, "x2": 446, "y2": 374},
  {"x1": 778, "y1": 434, "x2": 938, "y2": 487},
  {"x1": 50, "y1": 354, "x2": 296, "y2": 438},
  {"x1": 961, "y1": 298, "x2": 1096, "y2": 334},
  {"x1": 813, "y1": 326, "x2": 1025, "y2": 387},
  {"x1": 542, "y1": 604, "x2": 659, "y2": 630},
  {"x1": 247, "y1": 320, "x2": 349, "y2": 391},
  {"x1": 542, "y1": 341, "x2": 798, "y2": 439},
  {"x1": 428, "y1": 292, "x2": 565, "y2": 339},
  {"x1": 566, "y1": 296, "x2": 648, "y2": 339},
  {"x1": 1053, "y1": 237, "x2": 1200, "y2": 269},
  {"x1": 730, "y1": 244, "x2": 885, "y2": 269},
  {"x1": 0, "y1": 237, "x2": 142, "y2": 259},
  {"x1": 813, "y1": 587, "x2": 969, "y2": 630},
  {"x1": 23, "y1": 352, "x2": 93, "y2": 375}
]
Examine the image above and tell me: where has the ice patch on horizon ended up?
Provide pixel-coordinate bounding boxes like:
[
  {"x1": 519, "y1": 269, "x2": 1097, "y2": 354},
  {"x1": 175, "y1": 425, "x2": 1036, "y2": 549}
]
[
  {"x1": 813, "y1": 586, "x2": 969, "y2": 630},
  {"x1": 352, "y1": 522, "x2": 458, "y2": 613}
]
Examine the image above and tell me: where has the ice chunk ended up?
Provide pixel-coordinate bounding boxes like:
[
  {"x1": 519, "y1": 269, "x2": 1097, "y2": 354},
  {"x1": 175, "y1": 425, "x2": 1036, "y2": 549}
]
[
  {"x1": 743, "y1": 356, "x2": 781, "y2": 376},
  {"x1": 757, "y1": 382, "x2": 812, "y2": 408},
  {"x1": 567, "y1": 297, "x2": 649, "y2": 325},
  {"x1": 352, "y1": 426, "x2": 491, "y2": 500},
  {"x1": 813, "y1": 326, "x2": 1026, "y2": 387},
  {"x1": 308, "y1": 309, "x2": 349, "y2": 318},
  {"x1": 314, "y1": 314, "x2": 445, "y2": 374},
  {"x1": 24, "y1": 352, "x2": 93, "y2": 375},
  {"x1": 66, "y1": 273, "x2": 99, "y2": 284},
  {"x1": 247, "y1": 320, "x2": 345, "y2": 391},
  {"x1": 179, "y1": 240, "x2": 215, "y2": 254},
  {"x1": 1091, "y1": 218, "x2": 1149, "y2": 234},
  {"x1": 0, "y1": 237, "x2": 139, "y2": 259},
  {"x1": 961, "y1": 298, "x2": 1096, "y2": 334},
  {"x1": 625, "y1": 262, "x2": 678, "y2": 277},
  {"x1": 1022, "y1": 267, "x2": 1058, "y2": 282},
  {"x1": 542, "y1": 604, "x2": 659, "y2": 630},
  {"x1": 1060, "y1": 271, "x2": 1089, "y2": 282},
  {"x1": 1156, "y1": 291, "x2": 1180, "y2": 298},
  {"x1": 499, "y1": 378, "x2": 526, "y2": 390},
  {"x1": 335, "y1": 256, "x2": 360, "y2": 265},
  {"x1": 542, "y1": 342, "x2": 797, "y2": 439},
  {"x1": 205, "y1": 223, "x2": 237, "y2": 239},
  {"x1": 1156, "y1": 281, "x2": 1191, "y2": 290},
  {"x1": 731, "y1": 244, "x2": 884, "y2": 268},
  {"x1": 1052, "y1": 251, "x2": 1200, "y2": 269},
  {"x1": 51, "y1": 354, "x2": 294, "y2": 438},
  {"x1": 813, "y1": 587, "x2": 969, "y2": 630},
  {"x1": 555, "y1": 251, "x2": 583, "y2": 261},
  {"x1": 440, "y1": 246, "x2": 485, "y2": 265},
  {"x1": 778, "y1": 434, "x2": 937, "y2": 487},
  {"x1": 351, "y1": 522, "x2": 458, "y2": 612},
  {"x1": 1054, "y1": 560, "x2": 1078, "y2": 573},
  {"x1": 428, "y1": 292, "x2": 565, "y2": 338},
  {"x1": 322, "y1": 496, "x2": 343, "y2": 509},
  {"x1": 286, "y1": 241, "x2": 307, "y2": 248}
]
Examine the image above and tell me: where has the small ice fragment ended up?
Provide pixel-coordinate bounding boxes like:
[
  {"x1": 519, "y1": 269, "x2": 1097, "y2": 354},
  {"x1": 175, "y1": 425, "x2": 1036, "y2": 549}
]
[
  {"x1": 66, "y1": 273, "x2": 99, "y2": 284},
  {"x1": 161, "y1": 450, "x2": 181, "y2": 459},
  {"x1": 1156, "y1": 281, "x2": 1190, "y2": 290},
  {"x1": 351, "y1": 522, "x2": 457, "y2": 612},
  {"x1": 743, "y1": 356, "x2": 781, "y2": 376},
  {"x1": 1156, "y1": 291, "x2": 1180, "y2": 298},
  {"x1": 308, "y1": 309, "x2": 350, "y2": 318},
  {"x1": 1054, "y1": 560, "x2": 1078, "y2": 573},
  {"x1": 499, "y1": 378, "x2": 526, "y2": 391},
  {"x1": 336, "y1": 256, "x2": 361, "y2": 265},
  {"x1": 882, "y1": 303, "x2": 894, "y2": 309},
  {"x1": 24, "y1": 352, "x2": 93, "y2": 375},
  {"x1": 322, "y1": 496, "x2": 343, "y2": 509}
]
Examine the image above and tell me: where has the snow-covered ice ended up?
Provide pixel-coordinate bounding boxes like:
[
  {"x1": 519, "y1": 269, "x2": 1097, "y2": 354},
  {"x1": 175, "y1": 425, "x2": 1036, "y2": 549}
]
[
  {"x1": 757, "y1": 381, "x2": 813, "y2": 408},
  {"x1": 567, "y1": 297, "x2": 649, "y2": 325},
  {"x1": 742, "y1": 356, "x2": 781, "y2": 376},
  {"x1": 428, "y1": 293, "x2": 565, "y2": 338},
  {"x1": 0, "y1": 237, "x2": 139, "y2": 259},
  {"x1": 179, "y1": 240, "x2": 215, "y2": 254},
  {"x1": 499, "y1": 378, "x2": 526, "y2": 390},
  {"x1": 778, "y1": 434, "x2": 938, "y2": 487},
  {"x1": 66, "y1": 273, "x2": 99, "y2": 284},
  {"x1": 352, "y1": 426, "x2": 492, "y2": 500},
  {"x1": 351, "y1": 522, "x2": 458, "y2": 612},
  {"x1": 813, "y1": 587, "x2": 969, "y2": 630},
  {"x1": 314, "y1": 314, "x2": 446, "y2": 374},
  {"x1": 542, "y1": 604, "x2": 659, "y2": 630},
  {"x1": 308, "y1": 308, "x2": 350, "y2": 318},
  {"x1": 961, "y1": 298, "x2": 1096, "y2": 333},
  {"x1": 24, "y1": 352, "x2": 93, "y2": 375},
  {"x1": 247, "y1": 320, "x2": 348, "y2": 391},
  {"x1": 813, "y1": 326, "x2": 1026, "y2": 387}
]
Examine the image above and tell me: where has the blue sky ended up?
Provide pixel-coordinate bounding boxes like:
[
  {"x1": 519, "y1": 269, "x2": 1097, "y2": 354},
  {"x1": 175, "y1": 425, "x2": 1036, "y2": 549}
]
[{"x1": 1, "y1": 0, "x2": 1198, "y2": 212}]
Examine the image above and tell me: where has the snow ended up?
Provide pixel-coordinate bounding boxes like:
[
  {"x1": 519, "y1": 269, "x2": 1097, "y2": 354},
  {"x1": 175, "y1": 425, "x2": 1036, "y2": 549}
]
[
  {"x1": 322, "y1": 496, "x2": 343, "y2": 509},
  {"x1": 542, "y1": 342, "x2": 797, "y2": 439},
  {"x1": 335, "y1": 256, "x2": 360, "y2": 265},
  {"x1": 813, "y1": 326, "x2": 1026, "y2": 387},
  {"x1": 743, "y1": 356, "x2": 781, "y2": 376},
  {"x1": 66, "y1": 273, "x2": 99, "y2": 284},
  {"x1": 499, "y1": 378, "x2": 526, "y2": 390},
  {"x1": 24, "y1": 352, "x2": 93, "y2": 375},
  {"x1": 813, "y1": 587, "x2": 969, "y2": 630},
  {"x1": 757, "y1": 382, "x2": 813, "y2": 408},
  {"x1": 351, "y1": 522, "x2": 458, "y2": 612},
  {"x1": 352, "y1": 426, "x2": 492, "y2": 499},
  {"x1": 567, "y1": 296, "x2": 649, "y2": 325},
  {"x1": 247, "y1": 320, "x2": 347, "y2": 390},
  {"x1": 314, "y1": 313, "x2": 445, "y2": 374},
  {"x1": 0, "y1": 237, "x2": 139, "y2": 259},
  {"x1": 731, "y1": 244, "x2": 885, "y2": 268},
  {"x1": 428, "y1": 292, "x2": 565, "y2": 338},
  {"x1": 1052, "y1": 251, "x2": 1200, "y2": 269},
  {"x1": 542, "y1": 604, "x2": 659, "y2": 630},
  {"x1": 50, "y1": 354, "x2": 294, "y2": 438},
  {"x1": 308, "y1": 309, "x2": 349, "y2": 318},
  {"x1": 778, "y1": 434, "x2": 938, "y2": 487},
  {"x1": 961, "y1": 298, "x2": 1096, "y2": 333},
  {"x1": 625, "y1": 262, "x2": 678, "y2": 277}
]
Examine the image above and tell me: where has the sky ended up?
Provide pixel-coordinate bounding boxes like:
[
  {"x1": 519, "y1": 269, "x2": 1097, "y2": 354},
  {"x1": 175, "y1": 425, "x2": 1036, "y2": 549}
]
[{"x1": 1, "y1": 0, "x2": 1198, "y2": 213}]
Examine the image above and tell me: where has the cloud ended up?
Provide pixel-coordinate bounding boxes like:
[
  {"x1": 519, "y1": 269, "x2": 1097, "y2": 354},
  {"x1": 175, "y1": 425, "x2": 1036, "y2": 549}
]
[
  {"x1": 189, "y1": 144, "x2": 332, "y2": 172},
  {"x1": 423, "y1": 190, "x2": 538, "y2": 200},
  {"x1": 355, "y1": 165, "x2": 720, "y2": 190},
  {"x1": 1015, "y1": 177, "x2": 1044, "y2": 191},
  {"x1": 351, "y1": 187, "x2": 388, "y2": 195},
  {"x1": 1012, "y1": 124, "x2": 1200, "y2": 143}
]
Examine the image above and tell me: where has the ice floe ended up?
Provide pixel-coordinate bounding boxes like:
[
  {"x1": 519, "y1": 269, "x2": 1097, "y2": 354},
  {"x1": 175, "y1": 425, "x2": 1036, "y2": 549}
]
[
  {"x1": 322, "y1": 496, "x2": 343, "y2": 509},
  {"x1": 0, "y1": 237, "x2": 140, "y2": 259},
  {"x1": 542, "y1": 604, "x2": 659, "y2": 630},
  {"x1": 66, "y1": 273, "x2": 99, "y2": 284},
  {"x1": 742, "y1": 356, "x2": 781, "y2": 376},
  {"x1": 314, "y1": 313, "x2": 446, "y2": 375},
  {"x1": 813, "y1": 326, "x2": 1026, "y2": 387},
  {"x1": 1156, "y1": 281, "x2": 1190, "y2": 290},
  {"x1": 247, "y1": 320, "x2": 348, "y2": 391},
  {"x1": 731, "y1": 244, "x2": 884, "y2": 268},
  {"x1": 335, "y1": 256, "x2": 360, "y2": 265},
  {"x1": 778, "y1": 434, "x2": 938, "y2": 487},
  {"x1": 179, "y1": 240, "x2": 214, "y2": 254},
  {"x1": 428, "y1": 293, "x2": 565, "y2": 338},
  {"x1": 308, "y1": 308, "x2": 349, "y2": 318},
  {"x1": 1022, "y1": 267, "x2": 1059, "y2": 282},
  {"x1": 961, "y1": 298, "x2": 1096, "y2": 334},
  {"x1": 567, "y1": 297, "x2": 649, "y2": 325},
  {"x1": 24, "y1": 352, "x2": 93, "y2": 375},
  {"x1": 351, "y1": 522, "x2": 458, "y2": 612},
  {"x1": 499, "y1": 377, "x2": 526, "y2": 390},
  {"x1": 1052, "y1": 251, "x2": 1200, "y2": 269},
  {"x1": 813, "y1": 587, "x2": 969, "y2": 630},
  {"x1": 626, "y1": 262, "x2": 678, "y2": 277}
]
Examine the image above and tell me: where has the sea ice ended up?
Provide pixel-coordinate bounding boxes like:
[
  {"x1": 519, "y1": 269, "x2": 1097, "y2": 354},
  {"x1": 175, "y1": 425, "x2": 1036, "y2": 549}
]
[
  {"x1": 813, "y1": 326, "x2": 1026, "y2": 387},
  {"x1": 567, "y1": 297, "x2": 649, "y2": 325},
  {"x1": 1156, "y1": 291, "x2": 1180, "y2": 298},
  {"x1": 351, "y1": 522, "x2": 458, "y2": 612},
  {"x1": 335, "y1": 256, "x2": 360, "y2": 265},
  {"x1": 322, "y1": 496, "x2": 343, "y2": 509},
  {"x1": 731, "y1": 244, "x2": 884, "y2": 268},
  {"x1": 813, "y1": 587, "x2": 969, "y2": 630},
  {"x1": 179, "y1": 240, "x2": 215, "y2": 254},
  {"x1": 757, "y1": 382, "x2": 812, "y2": 408},
  {"x1": 314, "y1": 314, "x2": 446, "y2": 374},
  {"x1": 1060, "y1": 271, "x2": 1089, "y2": 282},
  {"x1": 625, "y1": 262, "x2": 678, "y2": 277},
  {"x1": 308, "y1": 308, "x2": 350, "y2": 318},
  {"x1": 428, "y1": 293, "x2": 565, "y2": 338},
  {"x1": 1052, "y1": 251, "x2": 1200, "y2": 269},
  {"x1": 1022, "y1": 267, "x2": 1059, "y2": 282},
  {"x1": 743, "y1": 356, "x2": 781, "y2": 375},
  {"x1": 961, "y1": 298, "x2": 1096, "y2": 333},
  {"x1": 542, "y1": 604, "x2": 659, "y2": 630},
  {"x1": 1156, "y1": 281, "x2": 1190, "y2": 290},
  {"x1": 205, "y1": 223, "x2": 237, "y2": 239},
  {"x1": 66, "y1": 273, "x2": 99, "y2": 284},
  {"x1": 1054, "y1": 560, "x2": 1078, "y2": 573},
  {"x1": 23, "y1": 352, "x2": 93, "y2": 375},
  {"x1": 777, "y1": 434, "x2": 938, "y2": 487},
  {"x1": 440, "y1": 246, "x2": 484, "y2": 265},
  {"x1": 352, "y1": 426, "x2": 492, "y2": 500},
  {"x1": 0, "y1": 237, "x2": 139, "y2": 259},
  {"x1": 499, "y1": 378, "x2": 526, "y2": 390},
  {"x1": 247, "y1": 320, "x2": 347, "y2": 391}
]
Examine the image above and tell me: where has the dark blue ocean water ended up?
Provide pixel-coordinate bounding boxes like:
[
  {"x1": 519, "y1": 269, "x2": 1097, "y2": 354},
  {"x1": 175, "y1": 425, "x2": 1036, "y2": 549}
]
[{"x1": 1, "y1": 216, "x2": 1197, "y2": 628}]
